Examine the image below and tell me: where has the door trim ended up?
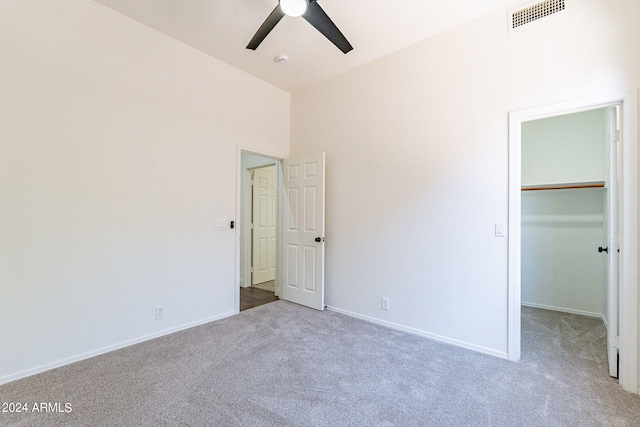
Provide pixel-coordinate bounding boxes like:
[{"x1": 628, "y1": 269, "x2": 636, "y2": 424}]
[
  {"x1": 508, "y1": 90, "x2": 639, "y2": 393},
  {"x1": 235, "y1": 146, "x2": 286, "y2": 313}
]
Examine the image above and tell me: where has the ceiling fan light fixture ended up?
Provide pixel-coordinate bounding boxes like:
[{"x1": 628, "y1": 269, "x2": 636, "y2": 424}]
[{"x1": 279, "y1": 0, "x2": 308, "y2": 17}]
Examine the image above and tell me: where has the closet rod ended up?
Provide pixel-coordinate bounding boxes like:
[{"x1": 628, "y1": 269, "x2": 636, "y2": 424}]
[{"x1": 521, "y1": 183, "x2": 605, "y2": 191}]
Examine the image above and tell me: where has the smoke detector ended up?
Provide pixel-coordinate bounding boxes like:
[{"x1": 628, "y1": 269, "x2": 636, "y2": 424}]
[{"x1": 275, "y1": 55, "x2": 288, "y2": 65}]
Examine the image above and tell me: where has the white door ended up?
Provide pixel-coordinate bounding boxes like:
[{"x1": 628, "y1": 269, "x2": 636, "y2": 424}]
[
  {"x1": 251, "y1": 166, "x2": 277, "y2": 285},
  {"x1": 606, "y1": 106, "x2": 621, "y2": 378},
  {"x1": 282, "y1": 152, "x2": 325, "y2": 310}
]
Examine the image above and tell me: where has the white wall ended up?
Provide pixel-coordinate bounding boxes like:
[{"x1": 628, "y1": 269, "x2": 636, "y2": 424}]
[
  {"x1": 522, "y1": 109, "x2": 609, "y2": 186},
  {"x1": 522, "y1": 188, "x2": 606, "y2": 316},
  {"x1": 0, "y1": 0, "x2": 289, "y2": 383},
  {"x1": 290, "y1": 0, "x2": 639, "y2": 357}
]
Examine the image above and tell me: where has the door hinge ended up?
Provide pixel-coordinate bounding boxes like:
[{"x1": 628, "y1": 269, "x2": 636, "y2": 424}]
[{"x1": 613, "y1": 130, "x2": 621, "y2": 143}]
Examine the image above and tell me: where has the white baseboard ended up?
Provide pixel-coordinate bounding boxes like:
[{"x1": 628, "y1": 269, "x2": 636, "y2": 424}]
[
  {"x1": 0, "y1": 311, "x2": 236, "y2": 386},
  {"x1": 326, "y1": 305, "x2": 508, "y2": 360},
  {"x1": 521, "y1": 301, "x2": 602, "y2": 319}
]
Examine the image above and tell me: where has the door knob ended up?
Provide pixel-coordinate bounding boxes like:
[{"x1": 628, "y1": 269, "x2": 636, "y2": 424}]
[
  {"x1": 598, "y1": 246, "x2": 608, "y2": 253},
  {"x1": 315, "y1": 237, "x2": 324, "y2": 242}
]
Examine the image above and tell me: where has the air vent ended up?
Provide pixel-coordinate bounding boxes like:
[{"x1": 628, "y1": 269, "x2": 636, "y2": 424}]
[{"x1": 509, "y1": 0, "x2": 566, "y2": 31}]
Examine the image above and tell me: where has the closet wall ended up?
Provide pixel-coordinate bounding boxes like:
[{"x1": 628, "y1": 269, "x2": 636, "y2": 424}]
[{"x1": 521, "y1": 108, "x2": 609, "y2": 317}]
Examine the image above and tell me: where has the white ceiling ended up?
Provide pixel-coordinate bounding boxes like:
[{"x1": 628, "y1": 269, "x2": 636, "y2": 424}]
[{"x1": 93, "y1": 0, "x2": 518, "y2": 92}]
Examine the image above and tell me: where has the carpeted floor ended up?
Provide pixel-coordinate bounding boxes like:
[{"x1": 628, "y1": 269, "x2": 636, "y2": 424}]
[{"x1": 1, "y1": 302, "x2": 639, "y2": 426}]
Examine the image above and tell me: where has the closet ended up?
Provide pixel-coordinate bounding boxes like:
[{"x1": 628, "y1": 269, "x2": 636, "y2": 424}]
[{"x1": 521, "y1": 108, "x2": 609, "y2": 318}]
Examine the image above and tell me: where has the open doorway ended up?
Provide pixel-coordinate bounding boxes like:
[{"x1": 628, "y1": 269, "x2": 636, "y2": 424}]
[
  {"x1": 520, "y1": 107, "x2": 617, "y2": 377},
  {"x1": 508, "y1": 91, "x2": 639, "y2": 393},
  {"x1": 236, "y1": 150, "x2": 327, "y2": 312},
  {"x1": 239, "y1": 152, "x2": 282, "y2": 311}
]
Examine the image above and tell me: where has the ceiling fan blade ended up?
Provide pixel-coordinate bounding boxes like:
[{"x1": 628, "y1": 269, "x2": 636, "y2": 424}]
[
  {"x1": 246, "y1": 5, "x2": 286, "y2": 50},
  {"x1": 302, "y1": 1, "x2": 353, "y2": 54}
]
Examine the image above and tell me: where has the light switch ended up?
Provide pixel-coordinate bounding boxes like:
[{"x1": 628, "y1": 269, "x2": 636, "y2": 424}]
[
  {"x1": 495, "y1": 222, "x2": 506, "y2": 237},
  {"x1": 214, "y1": 219, "x2": 229, "y2": 230}
]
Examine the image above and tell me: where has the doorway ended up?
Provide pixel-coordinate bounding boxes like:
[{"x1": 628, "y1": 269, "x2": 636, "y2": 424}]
[
  {"x1": 520, "y1": 107, "x2": 616, "y2": 376},
  {"x1": 236, "y1": 150, "x2": 327, "y2": 312},
  {"x1": 508, "y1": 91, "x2": 639, "y2": 393},
  {"x1": 239, "y1": 152, "x2": 282, "y2": 311}
]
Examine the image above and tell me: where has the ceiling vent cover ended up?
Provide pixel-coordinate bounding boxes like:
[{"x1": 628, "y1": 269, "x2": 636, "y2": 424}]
[{"x1": 509, "y1": 0, "x2": 566, "y2": 31}]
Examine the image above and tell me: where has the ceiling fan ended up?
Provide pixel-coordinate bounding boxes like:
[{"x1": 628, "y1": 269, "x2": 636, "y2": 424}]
[{"x1": 246, "y1": 0, "x2": 353, "y2": 54}]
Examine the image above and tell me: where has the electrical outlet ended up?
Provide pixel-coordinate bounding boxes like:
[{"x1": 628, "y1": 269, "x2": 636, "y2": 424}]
[
  {"x1": 155, "y1": 306, "x2": 164, "y2": 320},
  {"x1": 381, "y1": 298, "x2": 390, "y2": 311}
]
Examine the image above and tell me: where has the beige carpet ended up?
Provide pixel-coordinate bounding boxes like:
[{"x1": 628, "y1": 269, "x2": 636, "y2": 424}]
[{"x1": 1, "y1": 303, "x2": 639, "y2": 426}]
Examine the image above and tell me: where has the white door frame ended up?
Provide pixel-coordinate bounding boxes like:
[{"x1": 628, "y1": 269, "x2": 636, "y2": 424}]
[
  {"x1": 235, "y1": 146, "x2": 286, "y2": 312},
  {"x1": 508, "y1": 90, "x2": 639, "y2": 393}
]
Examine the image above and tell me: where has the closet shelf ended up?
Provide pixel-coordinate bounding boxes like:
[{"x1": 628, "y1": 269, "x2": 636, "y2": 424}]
[{"x1": 521, "y1": 181, "x2": 605, "y2": 191}]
